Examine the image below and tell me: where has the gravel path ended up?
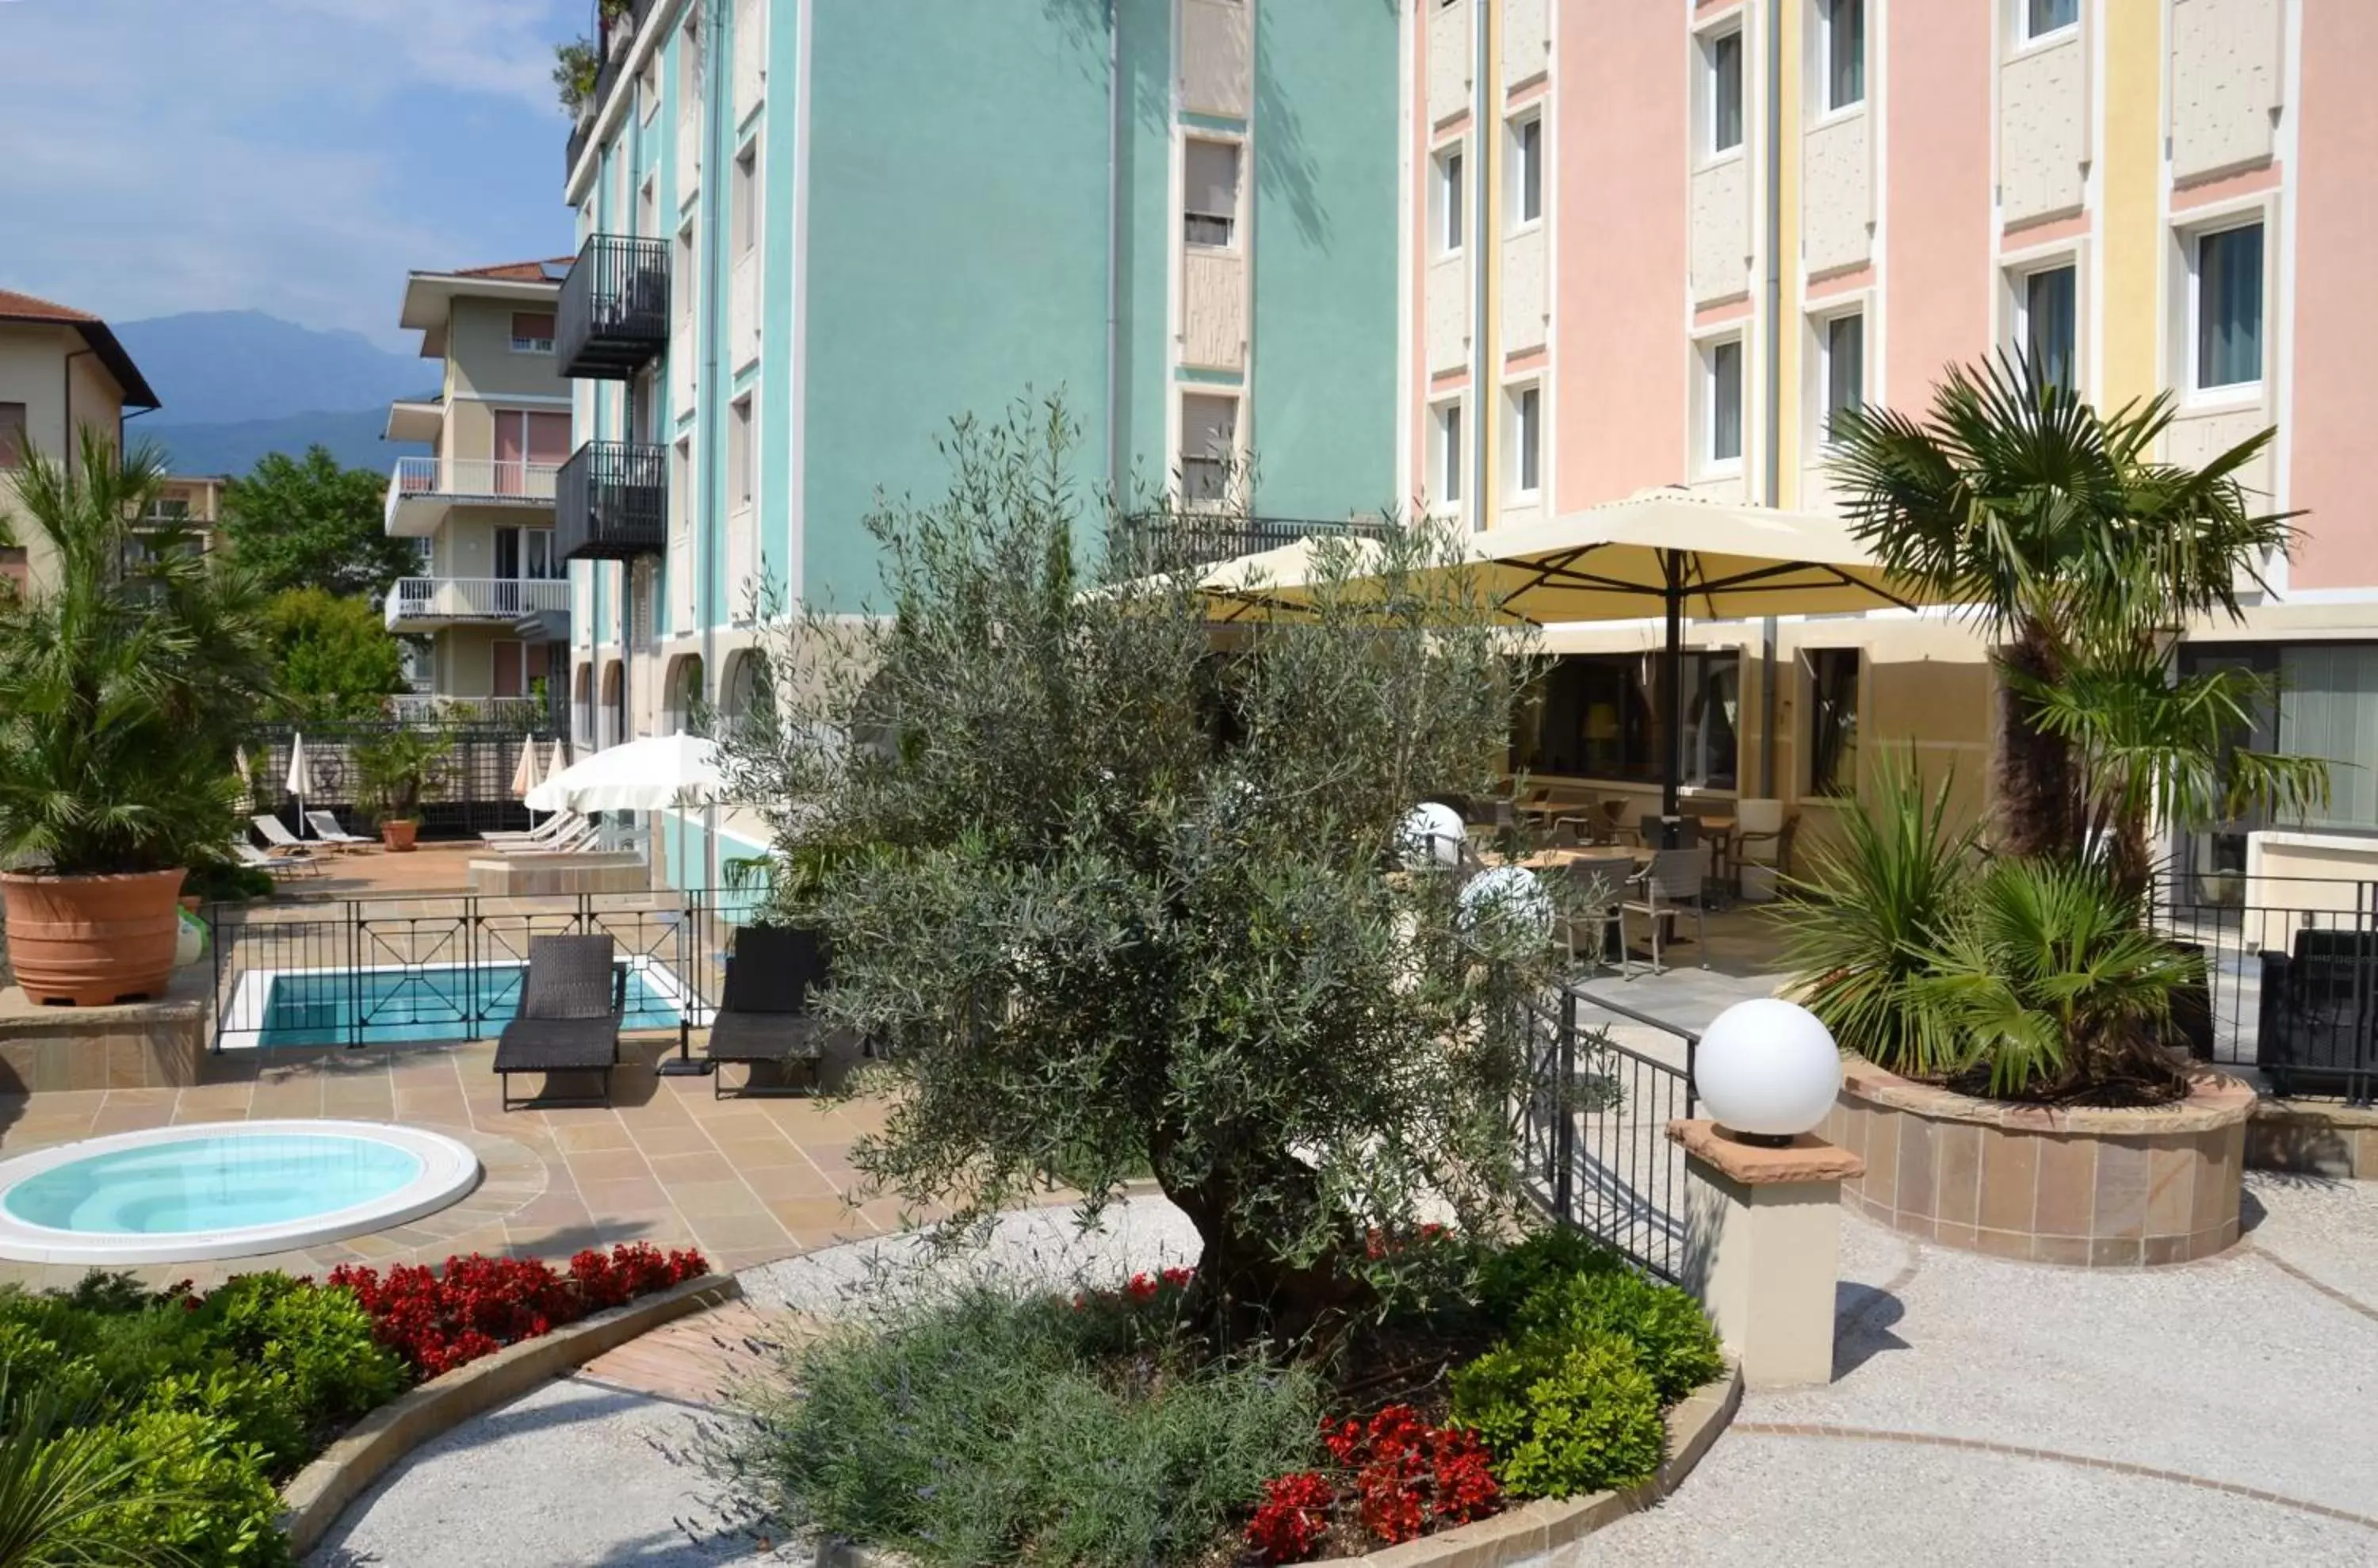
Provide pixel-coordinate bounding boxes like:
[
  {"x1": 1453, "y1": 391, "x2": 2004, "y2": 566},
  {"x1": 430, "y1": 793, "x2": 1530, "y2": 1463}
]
[{"x1": 310, "y1": 1177, "x2": 2378, "y2": 1566}]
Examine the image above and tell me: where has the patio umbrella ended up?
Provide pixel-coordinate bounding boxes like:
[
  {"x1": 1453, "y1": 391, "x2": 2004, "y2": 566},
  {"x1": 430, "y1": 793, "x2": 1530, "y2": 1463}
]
[
  {"x1": 285, "y1": 733, "x2": 308, "y2": 839},
  {"x1": 510, "y1": 736, "x2": 545, "y2": 825},
  {"x1": 526, "y1": 732, "x2": 721, "y2": 814}
]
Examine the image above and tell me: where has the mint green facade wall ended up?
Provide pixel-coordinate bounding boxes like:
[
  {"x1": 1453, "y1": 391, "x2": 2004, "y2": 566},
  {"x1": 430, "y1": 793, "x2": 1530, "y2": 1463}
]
[{"x1": 1247, "y1": 2, "x2": 1401, "y2": 522}]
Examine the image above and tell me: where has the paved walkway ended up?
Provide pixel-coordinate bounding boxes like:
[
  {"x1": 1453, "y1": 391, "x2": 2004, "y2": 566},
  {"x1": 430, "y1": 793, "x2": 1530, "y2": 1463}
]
[{"x1": 307, "y1": 1182, "x2": 2376, "y2": 1565}]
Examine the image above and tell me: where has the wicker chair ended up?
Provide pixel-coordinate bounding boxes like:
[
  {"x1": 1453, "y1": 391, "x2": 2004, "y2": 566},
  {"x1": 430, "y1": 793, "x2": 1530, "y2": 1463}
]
[
  {"x1": 1619, "y1": 847, "x2": 1711, "y2": 977},
  {"x1": 1558, "y1": 853, "x2": 1637, "y2": 977},
  {"x1": 701, "y1": 924, "x2": 835, "y2": 1098},
  {"x1": 493, "y1": 935, "x2": 625, "y2": 1111}
]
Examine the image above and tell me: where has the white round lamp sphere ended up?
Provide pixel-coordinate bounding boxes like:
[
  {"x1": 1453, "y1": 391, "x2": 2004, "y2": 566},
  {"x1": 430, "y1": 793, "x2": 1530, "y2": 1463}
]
[
  {"x1": 1457, "y1": 865, "x2": 1554, "y2": 939},
  {"x1": 1695, "y1": 998, "x2": 1841, "y2": 1142},
  {"x1": 1399, "y1": 801, "x2": 1466, "y2": 868}
]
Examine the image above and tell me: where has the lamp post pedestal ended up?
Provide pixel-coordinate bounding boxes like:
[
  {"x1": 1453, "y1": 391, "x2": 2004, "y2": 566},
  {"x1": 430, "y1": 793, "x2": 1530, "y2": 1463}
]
[{"x1": 1665, "y1": 1119, "x2": 1864, "y2": 1389}]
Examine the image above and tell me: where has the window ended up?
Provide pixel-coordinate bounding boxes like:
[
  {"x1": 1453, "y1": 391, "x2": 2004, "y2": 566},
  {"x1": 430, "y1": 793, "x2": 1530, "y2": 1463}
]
[
  {"x1": 1509, "y1": 384, "x2": 1541, "y2": 496},
  {"x1": 1521, "y1": 652, "x2": 1740, "y2": 790},
  {"x1": 731, "y1": 144, "x2": 758, "y2": 255},
  {"x1": 638, "y1": 177, "x2": 656, "y2": 240},
  {"x1": 2020, "y1": 263, "x2": 2077, "y2": 391},
  {"x1": 1180, "y1": 393, "x2": 1237, "y2": 503},
  {"x1": 1822, "y1": 313, "x2": 1864, "y2": 441},
  {"x1": 1707, "y1": 338, "x2": 1744, "y2": 465},
  {"x1": 1510, "y1": 114, "x2": 1543, "y2": 227},
  {"x1": 639, "y1": 55, "x2": 659, "y2": 121},
  {"x1": 0, "y1": 403, "x2": 23, "y2": 469},
  {"x1": 1436, "y1": 401, "x2": 1464, "y2": 507},
  {"x1": 1806, "y1": 648, "x2": 1860, "y2": 797},
  {"x1": 2024, "y1": 0, "x2": 2078, "y2": 42},
  {"x1": 1437, "y1": 145, "x2": 1465, "y2": 254},
  {"x1": 1183, "y1": 139, "x2": 1241, "y2": 247},
  {"x1": 510, "y1": 312, "x2": 556, "y2": 354},
  {"x1": 1822, "y1": 0, "x2": 1864, "y2": 111},
  {"x1": 1707, "y1": 29, "x2": 1744, "y2": 155},
  {"x1": 728, "y1": 396, "x2": 755, "y2": 509},
  {"x1": 2194, "y1": 221, "x2": 2265, "y2": 392}
]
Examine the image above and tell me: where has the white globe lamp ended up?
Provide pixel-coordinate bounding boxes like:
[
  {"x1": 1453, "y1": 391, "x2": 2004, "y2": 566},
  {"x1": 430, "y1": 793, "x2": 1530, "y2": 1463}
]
[
  {"x1": 1456, "y1": 865, "x2": 1554, "y2": 939},
  {"x1": 1695, "y1": 998, "x2": 1841, "y2": 1146},
  {"x1": 1398, "y1": 801, "x2": 1466, "y2": 869}
]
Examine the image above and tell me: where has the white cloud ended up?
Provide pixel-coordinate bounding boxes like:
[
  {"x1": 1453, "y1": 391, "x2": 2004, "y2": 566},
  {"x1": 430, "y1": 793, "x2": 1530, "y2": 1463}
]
[{"x1": 0, "y1": 0, "x2": 575, "y2": 344}]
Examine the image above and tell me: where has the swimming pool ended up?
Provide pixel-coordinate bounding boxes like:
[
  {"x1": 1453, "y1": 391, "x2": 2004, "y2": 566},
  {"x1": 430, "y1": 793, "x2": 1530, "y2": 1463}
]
[
  {"x1": 220, "y1": 956, "x2": 702, "y2": 1050},
  {"x1": 0, "y1": 1121, "x2": 480, "y2": 1264}
]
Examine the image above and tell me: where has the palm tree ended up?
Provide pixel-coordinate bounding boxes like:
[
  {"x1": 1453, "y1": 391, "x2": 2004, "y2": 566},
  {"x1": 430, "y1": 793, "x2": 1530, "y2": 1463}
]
[{"x1": 1828, "y1": 355, "x2": 2305, "y2": 870}]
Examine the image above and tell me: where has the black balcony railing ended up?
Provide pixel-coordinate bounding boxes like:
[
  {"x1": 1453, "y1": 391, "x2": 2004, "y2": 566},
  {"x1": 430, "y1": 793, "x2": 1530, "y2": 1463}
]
[
  {"x1": 556, "y1": 441, "x2": 667, "y2": 561},
  {"x1": 558, "y1": 235, "x2": 671, "y2": 380},
  {"x1": 1113, "y1": 514, "x2": 1392, "y2": 576}
]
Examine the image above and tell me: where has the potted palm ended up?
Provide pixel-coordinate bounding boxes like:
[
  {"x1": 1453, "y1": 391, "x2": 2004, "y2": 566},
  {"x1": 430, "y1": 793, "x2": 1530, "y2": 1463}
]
[
  {"x1": 353, "y1": 725, "x2": 453, "y2": 851},
  {"x1": 0, "y1": 430, "x2": 269, "y2": 1005}
]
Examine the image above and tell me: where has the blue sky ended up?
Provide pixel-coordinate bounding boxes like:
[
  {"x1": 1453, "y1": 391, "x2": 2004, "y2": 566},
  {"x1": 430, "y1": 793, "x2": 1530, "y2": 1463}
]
[{"x1": 0, "y1": 0, "x2": 582, "y2": 350}]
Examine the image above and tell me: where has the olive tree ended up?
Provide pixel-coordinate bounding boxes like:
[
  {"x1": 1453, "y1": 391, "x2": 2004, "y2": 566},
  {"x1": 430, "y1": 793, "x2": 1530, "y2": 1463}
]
[{"x1": 720, "y1": 402, "x2": 1566, "y2": 1326}]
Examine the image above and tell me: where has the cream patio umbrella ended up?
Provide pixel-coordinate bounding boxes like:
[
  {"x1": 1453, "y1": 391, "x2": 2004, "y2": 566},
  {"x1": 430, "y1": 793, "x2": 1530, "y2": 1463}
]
[{"x1": 509, "y1": 736, "x2": 545, "y2": 825}]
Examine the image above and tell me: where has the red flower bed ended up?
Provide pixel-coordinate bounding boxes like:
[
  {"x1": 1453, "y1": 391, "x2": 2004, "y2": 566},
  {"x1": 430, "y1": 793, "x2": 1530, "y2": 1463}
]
[
  {"x1": 329, "y1": 1242, "x2": 709, "y2": 1377},
  {"x1": 1245, "y1": 1405, "x2": 1500, "y2": 1563}
]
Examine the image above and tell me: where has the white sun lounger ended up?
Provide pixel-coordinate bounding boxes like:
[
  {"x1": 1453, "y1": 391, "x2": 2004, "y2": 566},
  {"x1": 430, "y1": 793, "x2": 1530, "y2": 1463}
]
[
  {"x1": 494, "y1": 823, "x2": 602, "y2": 856},
  {"x1": 479, "y1": 810, "x2": 585, "y2": 846},
  {"x1": 232, "y1": 840, "x2": 320, "y2": 878},
  {"x1": 250, "y1": 814, "x2": 313, "y2": 855},
  {"x1": 304, "y1": 811, "x2": 377, "y2": 851}
]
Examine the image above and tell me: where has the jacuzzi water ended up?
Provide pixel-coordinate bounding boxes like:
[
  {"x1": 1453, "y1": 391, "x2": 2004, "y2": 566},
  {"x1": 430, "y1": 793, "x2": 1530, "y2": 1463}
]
[
  {"x1": 0, "y1": 1121, "x2": 481, "y2": 1264},
  {"x1": 2, "y1": 1133, "x2": 424, "y2": 1234}
]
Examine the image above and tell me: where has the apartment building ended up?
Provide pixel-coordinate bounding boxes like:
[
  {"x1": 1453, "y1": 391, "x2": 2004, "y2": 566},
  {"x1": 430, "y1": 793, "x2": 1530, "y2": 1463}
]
[
  {"x1": 0, "y1": 289, "x2": 160, "y2": 592},
  {"x1": 1412, "y1": 0, "x2": 2378, "y2": 874},
  {"x1": 382, "y1": 261, "x2": 576, "y2": 725},
  {"x1": 131, "y1": 474, "x2": 230, "y2": 559},
  {"x1": 555, "y1": 0, "x2": 1402, "y2": 884}
]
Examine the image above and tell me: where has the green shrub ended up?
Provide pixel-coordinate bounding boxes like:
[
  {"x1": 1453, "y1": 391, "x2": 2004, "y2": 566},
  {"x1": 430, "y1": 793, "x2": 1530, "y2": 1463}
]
[
  {"x1": 1448, "y1": 1330, "x2": 1664, "y2": 1499},
  {"x1": 716, "y1": 1282, "x2": 1322, "y2": 1567},
  {"x1": 68, "y1": 1409, "x2": 291, "y2": 1567},
  {"x1": 1472, "y1": 1227, "x2": 1623, "y2": 1324},
  {"x1": 1512, "y1": 1268, "x2": 1724, "y2": 1404},
  {"x1": 184, "y1": 1272, "x2": 407, "y2": 1445}
]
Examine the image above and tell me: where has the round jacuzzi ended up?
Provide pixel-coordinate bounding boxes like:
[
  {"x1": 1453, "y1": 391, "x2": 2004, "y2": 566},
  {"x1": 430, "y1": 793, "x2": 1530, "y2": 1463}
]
[{"x1": 0, "y1": 1120, "x2": 481, "y2": 1264}]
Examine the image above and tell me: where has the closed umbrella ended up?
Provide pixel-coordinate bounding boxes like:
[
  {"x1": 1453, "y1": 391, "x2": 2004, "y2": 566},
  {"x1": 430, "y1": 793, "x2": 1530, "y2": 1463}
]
[
  {"x1": 510, "y1": 736, "x2": 545, "y2": 825},
  {"x1": 285, "y1": 733, "x2": 308, "y2": 840},
  {"x1": 546, "y1": 736, "x2": 571, "y2": 788}
]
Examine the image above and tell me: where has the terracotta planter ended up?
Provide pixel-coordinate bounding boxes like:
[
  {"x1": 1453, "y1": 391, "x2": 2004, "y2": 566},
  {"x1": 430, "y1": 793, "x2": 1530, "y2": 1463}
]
[
  {"x1": 1, "y1": 868, "x2": 187, "y2": 1007},
  {"x1": 380, "y1": 820, "x2": 419, "y2": 853}
]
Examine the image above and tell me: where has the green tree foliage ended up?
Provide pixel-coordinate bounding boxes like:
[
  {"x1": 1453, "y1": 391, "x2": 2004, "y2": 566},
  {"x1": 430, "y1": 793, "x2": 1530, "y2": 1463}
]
[
  {"x1": 1829, "y1": 355, "x2": 2319, "y2": 882},
  {"x1": 260, "y1": 587, "x2": 408, "y2": 723},
  {"x1": 0, "y1": 430, "x2": 270, "y2": 875},
  {"x1": 221, "y1": 446, "x2": 420, "y2": 599},
  {"x1": 720, "y1": 400, "x2": 1567, "y2": 1325}
]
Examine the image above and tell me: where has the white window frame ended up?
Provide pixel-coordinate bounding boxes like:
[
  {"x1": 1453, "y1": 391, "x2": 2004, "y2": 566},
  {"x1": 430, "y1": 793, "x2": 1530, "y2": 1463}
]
[
  {"x1": 1177, "y1": 390, "x2": 1241, "y2": 508},
  {"x1": 2007, "y1": 253, "x2": 2081, "y2": 392},
  {"x1": 1698, "y1": 333, "x2": 1747, "y2": 474},
  {"x1": 1507, "y1": 111, "x2": 1543, "y2": 232},
  {"x1": 1816, "y1": 308, "x2": 1865, "y2": 448},
  {"x1": 731, "y1": 141, "x2": 759, "y2": 257},
  {"x1": 1505, "y1": 382, "x2": 1543, "y2": 502},
  {"x1": 509, "y1": 311, "x2": 556, "y2": 355},
  {"x1": 1818, "y1": 0, "x2": 1865, "y2": 117},
  {"x1": 1701, "y1": 25, "x2": 1746, "y2": 164},
  {"x1": 2184, "y1": 213, "x2": 2269, "y2": 404},
  {"x1": 638, "y1": 54, "x2": 659, "y2": 123},
  {"x1": 1435, "y1": 142, "x2": 1466, "y2": 255},
  {"x1": 2018, "y1": 0, "x2": 2080, "y2": 48},
  {"x1": 1182, "y1": 136, "x2": 1244, "y2": 250},
  {"x1": 1432, "y1": 398, "x2": 1466, "y2": 511}
]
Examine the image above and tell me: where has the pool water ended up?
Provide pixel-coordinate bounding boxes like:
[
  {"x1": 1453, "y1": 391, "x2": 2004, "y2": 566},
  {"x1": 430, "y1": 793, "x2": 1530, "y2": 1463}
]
[
  {"x1": 2, "y1": 1133, "x2": 423, "y2": 1234},
  {"x1": 253, "y1": 962, "x2": 686, "y2": 1048}
]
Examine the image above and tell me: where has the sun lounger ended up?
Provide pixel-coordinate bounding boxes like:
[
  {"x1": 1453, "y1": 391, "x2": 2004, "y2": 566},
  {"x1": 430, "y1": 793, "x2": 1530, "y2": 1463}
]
[
  {"x1": 493, "y1": 823, "x2": 601, "y2": 856},
  {"x1": 699, "y1": 924, "x2": 835, "y2": 1098},
  {"x1": 250, "y1": 814, "x2": 312, "y2": 855},
  {"x1": 231, "y1": 840, "x2": 320, "y2": 879},
  {"x1": 478, "y1": 810, "x2": 584, "y2": 846},
  {"x1": 303, "y1": 811, "x2": 377, "y2": 851},
  {"x1": 493, "y1": 935, "x2": 625, "y2": 1111}
]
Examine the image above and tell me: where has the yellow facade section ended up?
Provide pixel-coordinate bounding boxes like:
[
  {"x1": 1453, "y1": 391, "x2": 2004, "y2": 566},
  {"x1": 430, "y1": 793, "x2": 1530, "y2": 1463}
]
[{"x1": 2097, "y1": 0, "x2": 2164, "y2": 407}]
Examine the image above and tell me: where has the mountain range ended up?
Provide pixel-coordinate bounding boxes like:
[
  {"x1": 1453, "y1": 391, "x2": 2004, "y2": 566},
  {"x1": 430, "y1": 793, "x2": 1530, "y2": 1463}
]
[{"x1": 115, "y1": 311, "x2": 434, "y2": 477}]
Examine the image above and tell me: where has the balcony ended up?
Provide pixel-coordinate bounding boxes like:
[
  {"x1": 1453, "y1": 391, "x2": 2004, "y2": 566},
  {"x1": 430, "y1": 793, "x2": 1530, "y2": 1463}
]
[
  {"x1": 1114, "y1": 514, "x2": 1390, "y2": 576},
  {"x1": 384, "y1": 576, "x2": 571, "y2": 633},
  {"x1": 556, "y1": 441, "x2": 667, "y2": 561},
  {"x1": 383, "y1": 456, "x2": 559, "y2": 538},
  {"x1": 558, "y1": 235, "x2": 671, "y2": 380},
  {"x1": 564, "y1": 0, "x2": 660, "y2": 176}
]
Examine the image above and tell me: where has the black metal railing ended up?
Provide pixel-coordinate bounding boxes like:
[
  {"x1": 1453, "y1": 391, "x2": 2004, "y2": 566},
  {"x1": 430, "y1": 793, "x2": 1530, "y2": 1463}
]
[
  {"x1": 564, "y1": 0, "x2": 660, "y2": 175},
  {"x1": 243, "y1": 721, "x2": 565, "y2": 840},
  {"x1": 558, "y1": 234, "x2": 671, "y2": 379},
  {"x1": 1509, "y1": 982, "x2": 1698, "y2": 1281},
  {"x1": 1113, "y1": 514, "x2": 1391, "y2": 576},
  {"x1": 2149, "y1": 870, "x2": 2378, "y2": 1105},
  {"x1": 556, "y1": 441, "x2": 667, "y2": 561},
  {"x1": 205, "y1": 889, "x2": 740, "y2": 1053}
]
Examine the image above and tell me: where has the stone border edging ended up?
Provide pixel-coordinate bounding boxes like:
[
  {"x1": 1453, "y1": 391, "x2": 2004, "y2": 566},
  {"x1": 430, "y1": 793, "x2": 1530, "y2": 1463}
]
[
  {"x1": 813, "y1": 1364, "x2": 1744, "y2": 1568},
  {"x1": 277, "y1": 1272, "x2": 741, "y2": 1558}
]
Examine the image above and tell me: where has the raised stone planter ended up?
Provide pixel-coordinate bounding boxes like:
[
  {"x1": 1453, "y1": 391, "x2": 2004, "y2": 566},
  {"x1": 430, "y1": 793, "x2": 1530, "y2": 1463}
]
[
  {"x1": 1821, "y1": 1059, "x2": 2253, "y2": 1267},
  {"x1": 278, "y1": 1272, "x2": 740, "y2": 1558},
  {"x1": 0, "y1": 968, "x2": 208, "y2": 1093},
  {"x1": 2248, "y1": 1097, "x2": 2378, "y2": 1180}
]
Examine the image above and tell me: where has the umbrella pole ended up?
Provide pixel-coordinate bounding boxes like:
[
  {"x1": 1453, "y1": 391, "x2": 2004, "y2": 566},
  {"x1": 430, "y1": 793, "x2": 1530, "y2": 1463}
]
[
  {"x1": 1661, "y1": 551, "x2": 1685, "y2": 837},
  {"x1": 658, "y1": 791, "x2": 711, "y2": 1077}
]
